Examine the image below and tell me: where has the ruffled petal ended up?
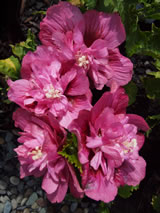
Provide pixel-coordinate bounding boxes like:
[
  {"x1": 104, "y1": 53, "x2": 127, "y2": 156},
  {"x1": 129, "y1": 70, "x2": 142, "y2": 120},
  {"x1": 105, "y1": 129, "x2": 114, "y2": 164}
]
[
  {"x1": 107, "y1": 48, "x2": 133, "y2": 88},
  {"x1": 40, "y1": 1, "x2": 84, "y2": 47},
  {"x1": 84, "y1": 10, "x2": 126, "y2": 48}
]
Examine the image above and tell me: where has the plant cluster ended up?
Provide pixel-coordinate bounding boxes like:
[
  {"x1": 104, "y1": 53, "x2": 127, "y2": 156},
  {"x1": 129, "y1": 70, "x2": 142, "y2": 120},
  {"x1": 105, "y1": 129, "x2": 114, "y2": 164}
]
[{"x1": 6, "y1": 1, "x2": 150, "y2": 205}]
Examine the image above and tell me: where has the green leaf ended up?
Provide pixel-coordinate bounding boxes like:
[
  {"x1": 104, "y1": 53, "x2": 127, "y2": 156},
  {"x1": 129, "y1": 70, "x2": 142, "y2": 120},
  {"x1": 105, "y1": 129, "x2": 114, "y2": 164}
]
[
  {"x1": 0, "y1": 56, "x2": 20, "y2": 79},
  {"x1": 146, "y1": 114, "x2": 160, "y2": 136},
  {"x1": 10, "y1": 29, "x2": 37, "y2": 61},
  {"x1": 67, "y1": 0, "x2": 82, "y2": 7},
  {"x1": 126, "y1": 24, "x2": 160, "y2": 62},
  {"x1": 118, "y1": 185, "x2": 139, "y2": 199},
  {"x1": 98, "y1": 202, "x2": 110, "y2": 213},
  {"x1": 83, "y1": 0, "x2": 97, "y2": 9},
  {"x1": 143, "y1": 77, "x2": 160, "y2": 99},
  {"x1": 148, "y1": 114, "x2": 160, "y2": 120},
  {"x1": 96, "y1": 0, "x2": 160, "y2": 68},
  {"x1": 148, "y1": 71, "x2": 160, "y2": 78},
  {"x1": 152, "y1": 195, "x2": 160, "y2": 212},
  {"x1": 32, "y1": 10, "x2": 46, "y2": 15},
  {"x1": 58, "y1": 133, "x2": 82, "y2": 173},
  {"x1": 124, "y1": 81, "x2": 138, "y2": 105},
  {"x1": 97, "y1": 0, "x2": 115, "y2": 12}
]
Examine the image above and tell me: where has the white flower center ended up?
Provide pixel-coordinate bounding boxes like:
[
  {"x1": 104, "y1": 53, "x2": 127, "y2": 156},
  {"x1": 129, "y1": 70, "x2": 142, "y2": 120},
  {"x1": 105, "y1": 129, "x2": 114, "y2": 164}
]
[
  {"x1": 76, "y1": 52, "x2": 89, "y2": 69},
  {"x1": 123, "y1": 138, "x2": 137, "y2": 154},
  {"x1": 43, "y1": 85, "x2": 61, "y2": 99},
  {"x1": 28, "y1": 146, "x2": 43, "y2": 161}
]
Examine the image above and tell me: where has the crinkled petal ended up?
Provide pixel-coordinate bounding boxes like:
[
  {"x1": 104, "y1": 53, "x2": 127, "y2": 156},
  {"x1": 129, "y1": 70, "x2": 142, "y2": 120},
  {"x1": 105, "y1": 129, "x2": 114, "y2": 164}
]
[
  {"x1": 84, "y1": 170, "x2": 117, "y2": 203},
  {"x1": 67, "y1": 163, "x2": 84, "y2": 198},
  {"x1": 119, "y1": 157, "x2": 146, "y2": 186},
  {"x1": 86, "y1": 136, "x2": 103, "y2": 149},
  {"x1": 84, "y1": 10, "x2": 125, "y2": 48},
  {"x1": 127, "y1": 114, "x2": 149, "y2": 132},
  {"x1": 107, "y1": 48, "x2": 133, "y2": 88},
  {"x1": 40, "y1": 1, "x2": 84, "y2": 47}
]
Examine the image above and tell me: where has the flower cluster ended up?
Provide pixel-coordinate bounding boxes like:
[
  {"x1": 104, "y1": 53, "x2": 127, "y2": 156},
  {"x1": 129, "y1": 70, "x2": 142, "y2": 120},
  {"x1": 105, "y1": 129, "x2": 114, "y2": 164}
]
[{"x1": 8, "y1": 2, "x2": 149, "y2": 203}]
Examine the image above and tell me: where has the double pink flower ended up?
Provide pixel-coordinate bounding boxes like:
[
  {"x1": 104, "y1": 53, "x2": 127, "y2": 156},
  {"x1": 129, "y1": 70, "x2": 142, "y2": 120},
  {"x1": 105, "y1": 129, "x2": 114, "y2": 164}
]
[
  {"x1": 69, "y1": 88, "x2": 149, "y2": 202},
  {"x1": 14, "y1": 108, "x2": 83, "y2": 203},
  {"x1": 7, "y1": 1, "x2": 148, "y2": 204},
  {"x1": 40, "y1": 1, "x2": 133, "y2": 90},
  {"x1": 8, "y1": 46, "x2": 92, "y2": 128}
]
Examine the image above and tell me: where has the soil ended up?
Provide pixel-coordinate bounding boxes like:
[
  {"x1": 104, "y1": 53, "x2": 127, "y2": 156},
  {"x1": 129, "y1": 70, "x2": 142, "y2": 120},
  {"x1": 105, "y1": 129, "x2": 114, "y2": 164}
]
[{"x1": 0, "y1": 1, "x2": 160, "y2": 213}]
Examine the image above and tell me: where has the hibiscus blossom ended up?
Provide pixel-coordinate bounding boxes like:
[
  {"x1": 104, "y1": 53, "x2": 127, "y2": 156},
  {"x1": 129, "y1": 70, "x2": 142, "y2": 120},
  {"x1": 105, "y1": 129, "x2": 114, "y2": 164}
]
[
  {"x1": 40, "y1": 2, "x2": 133, "y2": 90},
  {"x1": 13, "y1": 108, "x2": 83, "y2": 202},
  {"x1": 8, "y1": 46, "x2": 92, "y2": 128},
  {"x1": 69, "y1": 88, "x2": 149, "y2": 202}
]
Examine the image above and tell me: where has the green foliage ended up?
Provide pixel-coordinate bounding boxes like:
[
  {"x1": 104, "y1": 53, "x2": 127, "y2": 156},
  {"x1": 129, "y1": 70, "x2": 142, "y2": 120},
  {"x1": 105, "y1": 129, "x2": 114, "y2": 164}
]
[
  {"x1": 98, "y1": 202, "x2": 111, "y2": 213},
  {"x1": 58, "y1": 133, "x2": 82, "y2": 173},
  {"x1": 146, "y1": 114, "x2": 160, "y2": 136},
  {"x1": 118, "y1": 185, "x2": 139, "y2": 198},
  {"x1": 32, "y1": 11, "x2": 47, "y2": 15},
  {"x1": 83, "y1": 0, "x2": 97, "y2": 9},
  {"x1": 68, "y1": 0, "x2": 97, "y2": 9},
  {"x1": 10, "y1": 29, "x2": 37, "y2": 61},
  {"x1": 96, "y1": 0, "x2": 160, "y2": 69},
  {"x1": 0, "y1": 29, "x2": 36, "y2": 80},
  {"x1": 148, "y1": 71, "x2": 160, "y2": 78},
  {"x1": 149, "y1": 114, "x2": 160, "y2": 120},
  {"x1": 124, "y1": 81, "x2": 138, "y2": 105},
  {"x1": 152, "y1": 195, "x2": 160, "y2": 212},
  {"x1": 0, "y1": 56, "x2": 20, "y2": 79},
  {"x1": 143, "y1": 77, "x2": 160, "y2": 99}
]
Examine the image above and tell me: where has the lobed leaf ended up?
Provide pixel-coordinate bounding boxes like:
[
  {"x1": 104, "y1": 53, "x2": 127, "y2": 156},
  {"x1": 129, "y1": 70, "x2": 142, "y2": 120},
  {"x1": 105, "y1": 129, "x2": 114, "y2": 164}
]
[
  {"x1": 98, "y1": 202, "x2": 110, "y2": 213},
  {"x1": 0, "y1": 56, "x2": 20, "y2": 79},
  {"x1": 10, "y1": 29, "x2": 37, "y2": 61},
  {"x1": 58, "y1": 133, "x2": 82, "y2": 173},
  {"x1": 118, "y1": 185, "x2": 139, "y2": 199},
  {"x1": 148, "y1": 71, "x2": 160, "y2": 78}
]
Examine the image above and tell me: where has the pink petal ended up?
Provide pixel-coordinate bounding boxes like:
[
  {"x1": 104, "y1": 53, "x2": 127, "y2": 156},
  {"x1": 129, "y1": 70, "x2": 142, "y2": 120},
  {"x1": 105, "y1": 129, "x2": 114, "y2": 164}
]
[
  {"x1": 119, "y1": 157, "x2": 146, "y2": 186},
  {"x1": 90, "y1": 151, "x2": 102, "y2": 170},
  {"x1": 8, "y1": 79, "x2": 33, "y2": 107},
  {"x1": 40, "y1": 2, "x2": 84, "y2": 47},
  {"x1": 60, "y1": 93, "x2": 92, "y2": 128},
  {"x1": 84, "y1": 170, "x2": 117, "y2": 203},
  {"x1": 107, "y1": 48, "x2": 133, "y2": 88},
  {"x1": 90, "y1": 39, "x2": 109, "y2": 58},
  {"x1": 86, "y1": 136, "x2": 103, "y2": 148},
  {"x1": 84, "y1": 11, "x2": 125, "y2": 48},
  {"x1": 101, "y1": 145, "x2": 122, "y2": 167},
  {"x1": 67, "y1": 163, "x2": 84, "y2": 198},
  {"x1": 64, "y1": 70, "x2": 89, "y2": 96},
  {"x1": 90, "y1": 88, "x2": 128, "y2": 123},
  {"x1": 46, "y1": 181, "x2": 68, "y2": 203},
  {"x1": 128, "y1": 114, "x2": 149, "y2": 132},
  {"x1": 13, "y1": 108, "x2": 31, "y2": 130}
]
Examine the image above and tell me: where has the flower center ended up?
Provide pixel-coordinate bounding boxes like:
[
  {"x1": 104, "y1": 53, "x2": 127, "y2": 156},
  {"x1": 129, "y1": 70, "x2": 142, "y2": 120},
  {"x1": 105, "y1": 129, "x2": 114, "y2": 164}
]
[
  {"x1": 123, "y1": 138, "x2": 137, "y2": 154},
  {"x1": 28, "y1": 146, "x2": 43, "y2": 161},
  {"x1": 76, "y1": 52, "x2": 89, "y2": 69},
  {"x1": 43, "y1": 85, "x2": 61, "y2": 99}
]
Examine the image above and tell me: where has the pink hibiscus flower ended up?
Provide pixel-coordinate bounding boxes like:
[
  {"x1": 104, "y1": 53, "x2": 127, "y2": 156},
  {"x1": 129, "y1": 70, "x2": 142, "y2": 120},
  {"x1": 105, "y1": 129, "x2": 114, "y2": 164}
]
[
  {"x1": 69, "y1": 88, "x2": 149, "y2": 202},
  {"x1": 14, "y1": 108, "x2": 83, "y2": 202},
  {"x1": 40, "y1": 2, "x2": 133, "y2": 90},
  {"x1": 8, "y1": 46, "x2": 92, "y2": 128}
]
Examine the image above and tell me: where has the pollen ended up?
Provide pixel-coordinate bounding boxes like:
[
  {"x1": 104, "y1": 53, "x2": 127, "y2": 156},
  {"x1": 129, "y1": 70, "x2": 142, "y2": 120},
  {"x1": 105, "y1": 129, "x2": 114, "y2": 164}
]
[
  {"x1": 43, "y1": 84, "x2": 61, "y2": 99},
  {"x1": 28, "y1": 146, "x2": 43, "y2": 161},
  {"x1": 76, "y1": 52, "x2": 89, "y2": 69},
  {"x1": 123, "y1": 138, "x2": 137, "y2": 154}
]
